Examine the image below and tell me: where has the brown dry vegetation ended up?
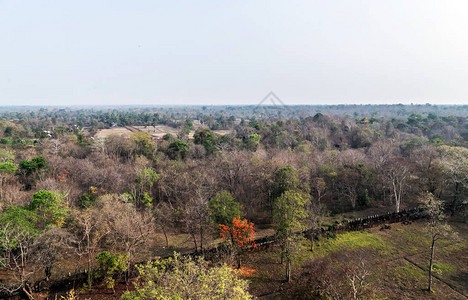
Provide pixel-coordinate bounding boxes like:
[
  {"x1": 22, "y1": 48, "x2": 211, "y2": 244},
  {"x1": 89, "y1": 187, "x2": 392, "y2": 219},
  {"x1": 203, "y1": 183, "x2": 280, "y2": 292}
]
[{"x1": 1, "y1": 107, "x2": 468, "y2": 299}]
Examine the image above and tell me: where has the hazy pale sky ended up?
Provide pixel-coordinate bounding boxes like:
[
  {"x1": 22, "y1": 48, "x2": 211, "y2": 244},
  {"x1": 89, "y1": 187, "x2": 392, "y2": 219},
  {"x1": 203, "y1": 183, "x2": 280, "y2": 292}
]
[{"x1": 1, "y1": 1, "x2": 468, "y2": 106}]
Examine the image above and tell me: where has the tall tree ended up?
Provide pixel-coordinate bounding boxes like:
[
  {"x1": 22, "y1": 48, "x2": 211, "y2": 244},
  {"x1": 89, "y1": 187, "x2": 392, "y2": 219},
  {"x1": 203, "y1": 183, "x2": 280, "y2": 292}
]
[
  {"x1": 208, "y1": 190, "x2": 242, "y2": 226},
  {"x1": 184, "y1": 196, "x2": 210, "y2": 252},
  {"x1": 421, "y1": 192, "x2": 458, "y2": 292},
  {"x1": 273, "y1": 190, "x2": 309, "y2": 282},
  {"x1": 304, "y1": 200, "x2": 325, "y2": 251},
  {"x1": 439, "y1": 146, "x2": 468, "y2": 217},
  {"x1": 383, "y1": 159, "x2": 409, "y2": 213}
]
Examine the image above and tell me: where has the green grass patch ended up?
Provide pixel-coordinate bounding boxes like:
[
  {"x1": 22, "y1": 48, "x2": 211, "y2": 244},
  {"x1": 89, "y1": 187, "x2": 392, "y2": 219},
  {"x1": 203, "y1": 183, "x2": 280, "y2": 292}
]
[
  {"x1": 429, "y1": 262, "x2": 455, "y2": 275},
  {"x1": 383, "y1": 227, "x2": 430, "y2": 255},
  {"x1": 393, "y1": 264, "x2": 425, "y2": 281},
  {"x1": 292, "y1": 240, "x2": 315, "y2": 267},
  {"x1": 313, "y1": 230, "x2": 391, "y2": 257},
  {"x1": 440, "y1": 241, "x2": 467, "y2": 254}
]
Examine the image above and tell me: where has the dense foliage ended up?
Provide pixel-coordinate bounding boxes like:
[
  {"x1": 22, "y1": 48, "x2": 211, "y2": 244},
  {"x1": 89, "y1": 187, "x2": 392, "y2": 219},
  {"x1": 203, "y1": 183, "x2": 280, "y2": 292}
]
[{"x1": 121, "y1": 253, "x2": 252, "y2": 300}]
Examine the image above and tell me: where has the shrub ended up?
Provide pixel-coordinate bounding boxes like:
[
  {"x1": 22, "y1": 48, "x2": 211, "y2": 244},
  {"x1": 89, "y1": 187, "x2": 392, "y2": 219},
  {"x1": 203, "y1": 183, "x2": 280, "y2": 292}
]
[{"x1": 122, "y1": 253, "x2": 252, "y2": 300}]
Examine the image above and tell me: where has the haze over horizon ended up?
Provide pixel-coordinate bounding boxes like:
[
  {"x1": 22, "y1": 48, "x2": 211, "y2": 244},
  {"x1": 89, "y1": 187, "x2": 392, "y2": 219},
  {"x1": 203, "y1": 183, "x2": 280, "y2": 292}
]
[{"x1": 1, "y1": 1, "x2": 468, "y2": 106}]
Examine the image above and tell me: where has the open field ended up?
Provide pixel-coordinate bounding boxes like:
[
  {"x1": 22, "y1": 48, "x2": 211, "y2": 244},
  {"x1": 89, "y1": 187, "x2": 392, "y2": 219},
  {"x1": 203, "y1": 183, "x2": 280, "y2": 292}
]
[
  {"x1": 134, "y1": 125, "x2": 179, "y2": 138},
  {"x1": 94, "y1": 127, "x2": 134, "y2": 138},
  {"x1": 94, "y1": 125, "x2": 232, "y2": 139}
]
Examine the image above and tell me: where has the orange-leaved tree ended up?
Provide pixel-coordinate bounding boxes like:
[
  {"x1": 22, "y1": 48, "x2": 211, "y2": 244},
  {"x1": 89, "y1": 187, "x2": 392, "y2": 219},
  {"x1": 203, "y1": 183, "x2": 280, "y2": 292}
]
[{"x1": 219, "y1": 217, "x2": 257, "y2": 269}]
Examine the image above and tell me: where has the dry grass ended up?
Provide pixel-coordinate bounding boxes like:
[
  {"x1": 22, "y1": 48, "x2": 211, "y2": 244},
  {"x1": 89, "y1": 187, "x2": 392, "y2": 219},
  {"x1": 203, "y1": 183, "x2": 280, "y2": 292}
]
[
  {"x1": 96, "y1": 125, "x2": 232, "y2": 140},
  {"x1": 94, "y1": 127, "x2": 133, "y2": 138}
]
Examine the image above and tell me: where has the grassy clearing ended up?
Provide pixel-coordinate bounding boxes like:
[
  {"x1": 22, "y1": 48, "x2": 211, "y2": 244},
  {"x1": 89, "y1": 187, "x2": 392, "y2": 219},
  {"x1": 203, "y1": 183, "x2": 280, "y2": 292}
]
[
  {"x1": 393, "y1": 263, "x2": 426, "y2": 281},
  {"x1": 246, "y1": 220, "x2": 468, "y2": 299},
  {"x1": 313, "y1": 230, "x2": 392, "y2": 257},
  {"x1": 382, "y1": 226, "x2": 431, "y2": 256},
  {"x1": 94, "y1": 127, "x2": 132, "y2": 138},
  {"x1": 440, "y1": 242, "x2": 467, "y2": 254},
  {"x1": 430, "y1": 262, "x2": 455, "y2": 274}
]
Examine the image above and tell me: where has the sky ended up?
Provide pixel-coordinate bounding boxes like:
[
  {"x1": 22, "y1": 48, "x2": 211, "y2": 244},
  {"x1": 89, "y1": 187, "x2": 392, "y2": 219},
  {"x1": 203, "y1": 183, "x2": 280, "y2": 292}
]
[{"x1": 1, "y1": 1, "x2": 468, "y2": 106}]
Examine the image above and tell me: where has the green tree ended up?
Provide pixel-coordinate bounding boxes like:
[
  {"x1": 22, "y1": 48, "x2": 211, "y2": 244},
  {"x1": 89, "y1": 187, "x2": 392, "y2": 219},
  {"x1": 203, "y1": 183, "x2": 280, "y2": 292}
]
[
  {"x1": 0, "y1": 206, "x2": 38, "y2": 235},
  {"x1": 19, "y1": 156, "x2": 46, "y2": 174},
  {"x1": 193, "y1": 127, "x2": 214, "y2": 145},
  {"x1": 0, "y1": 149, "x2": 15, "y2": 162},
  {"x1": 0, "y1": 137, "x2": 11, "y2": 145},
  {"x1": 208, "y1": 191, "x2": 242, "y2": 226},
  {"x1": 78, "y1": 193, "x2": 97, "y2": 209},
  {"x1": 167, "y1": 140, "x2": 189, "y2": 160},
  {"x1": 178, "y1": 119, "x2": 194, "y2": 139},
  {"x1": 131, "y1": 132, "x2": 156, "y2": 158},
  {"x1": 273, "y1": 190, "x2": 310, "y2": 282},
  {"x1": 121, "y1": 253, "x2": 252, "y2": 300},
  {"x1": 0, "y1": 161, "x2": 17, "y2": 174},
  {"x1": 29, "y1": 190, "x2": 69, "y2": 228},
  {"x1": 162, "y1": 133, "x2": 174, "y2": 141},
  {"x1": 271, "y1": 165, "x2": 300, "y2": 201},
  {"x1": 95, "y1": 251, "x2": 129, "y2": 293},
  {"x1": 245, "y1": 133, "x2": 261, "y2": 151},
  {"x1": 134, "y1": 168, "x2": 159, "y2": 207},
  {"x1": 18, "y1": 156, "x2": 47, "y2": 189},
  {"x1": 194, "y1": 127, "x2": 218, "y2": 154}
]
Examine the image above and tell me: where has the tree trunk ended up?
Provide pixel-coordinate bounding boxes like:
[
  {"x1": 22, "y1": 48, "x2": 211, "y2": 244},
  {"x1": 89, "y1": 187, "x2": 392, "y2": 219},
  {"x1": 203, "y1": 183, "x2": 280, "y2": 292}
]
[
  {"x1": 191, "y1": 233, "x2": 198, "y2": 252},
  {"x1": 280, "y1": 244, "x2": 285, "y2": 264},
  {"x1": 237, "y1": 255, "x2": 241, "y2": 269},
  {"x1": 453, "y1": 182, "x2": 459, "y2": 217},
  {"x1": 87, "y1": 252, "x2": 92, "y2": 287},
  {"x1": 392, "y1": 179, "x2": 400, "y2": 213},
  {"x1": 162, "y1": 226, "x2": 168, "y2": 248},
  {"x1": 310, "y1": 237, "x2": 314, "y2": 252},
  {"x1": 200, "y1": 227, "x2": 204, "y2": 251},
  {"x1": 0, "y1": 177, "x2": 4, "y2": 201},
  {"x1": 286, "y1": 256, "x2": 291, "y2": 283},
  {"x1": 428, "y1": 237, "x2": 436, "y2": 292}
]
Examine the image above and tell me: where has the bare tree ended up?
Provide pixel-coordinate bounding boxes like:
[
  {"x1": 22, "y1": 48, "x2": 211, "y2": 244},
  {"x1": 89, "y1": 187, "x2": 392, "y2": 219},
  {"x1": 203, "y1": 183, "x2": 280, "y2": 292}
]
[
  {"x1": 421, "y1": 192, "x2": 458, "y2": 292},
  {"x1": 305, "y1": 201, "x2": 326, "y2": 251},
  {"x1": 43, "y1": 138, "x2": 64, "y2": 157},
  {"x1": 384, "y1": 159, "x2": 409, "y2": 213},
  {"x1": 302, "y1": 249, "x2": 373, "y2": 300},
  {"x1": 0, "y1": 223, "x2": 36, "y2": 300},
  {"x1": 183, "y1": 196, "x2": 210, "y2": 252},
  {"x1": 154, "y1": 201, "x2": 175, "y2": 248},
  {"x1": 31, "y1": 226, "x2": 75, "y2": 282},
  {"x1": 71, "y1": 209, "x2": 110, "y2": 287},
  {"x1": 312, "y1": 177, "x2": 326, "y2": 203},
  {"x1": 342, "y1": 251, "x2": 372, "y2": 300},
  {"x1": 439, "y1": 146, "x2": 468, "y2": 217},
  {"x1": 338, "y1": 167, "x2": 360, "y2": 209},
  {"x1": 99, "y1": 196, "x2": 155, "y2": 282}
]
